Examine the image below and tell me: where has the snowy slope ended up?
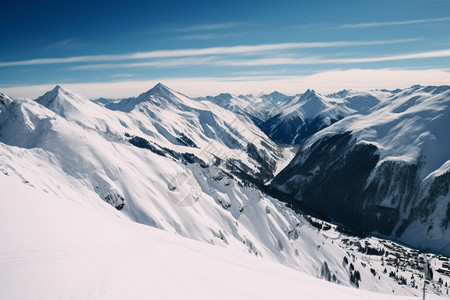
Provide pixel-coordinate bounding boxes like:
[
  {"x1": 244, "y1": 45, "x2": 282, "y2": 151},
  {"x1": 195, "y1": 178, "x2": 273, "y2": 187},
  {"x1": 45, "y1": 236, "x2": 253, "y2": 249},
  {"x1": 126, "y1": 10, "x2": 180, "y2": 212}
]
[
  {"x1": 2, "y1": 174, "x2": 445, "y2": 300},
  {"x1": 272, "y1": 85, "x2": 450, "y2": 254},
  {"x1": 0, "y1": 93, "x2": 14, "y2": 109},
  {"x1": 327, "y1": 89, "x2": 385, "y2": 112}
]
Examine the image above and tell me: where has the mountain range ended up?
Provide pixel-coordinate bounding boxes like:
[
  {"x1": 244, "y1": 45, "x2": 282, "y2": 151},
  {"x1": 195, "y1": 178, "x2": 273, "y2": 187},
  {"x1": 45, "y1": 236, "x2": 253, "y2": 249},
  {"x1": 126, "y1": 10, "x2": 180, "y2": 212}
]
[{"x1": 1, "y1": 83, "x2": 449, "y2": 299}]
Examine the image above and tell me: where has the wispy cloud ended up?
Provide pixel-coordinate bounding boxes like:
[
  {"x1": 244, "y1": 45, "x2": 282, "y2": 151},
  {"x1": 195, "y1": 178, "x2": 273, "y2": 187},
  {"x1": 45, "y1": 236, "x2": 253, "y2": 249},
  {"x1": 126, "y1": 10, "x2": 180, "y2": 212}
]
[
  {"x1": 108, "y1": 73, "x2": 136, "y2": 78},
  {"x1": 218, "y1": 49, "x2": 450, "y2": 66},
  {"x1": 0, "y1": 39, "x2": 417, "y2": 68},
  {"x1": 179, "y1": 22, "x2": 247, "y2": 32},
  {"x1": 340, "y1": 17, "x2": 450, "y2": 29},
  {"x1": 70, "y1": 56, "x2": 220, "y2": 70},
  {"x1": 44, "y1": 39, "x2": 86, "y2": 50},
  {"x1": 176, "y1": 32, "x2": 248, "y2": 40},
  {"x1": 287, "y1": 22, "x2": 332, "y2": 31},
  {"x1": 322, "y1": 49, "x2": 450, "y2": 63},
  {"x1": 68, "y1": 48, "x2": 450, "y2": 70},
  {"x1": 227, "y1": 69, "x2": 304, "y2": 76},
  {"x1": 177, "y1": 33, "x2": 222, "y2": 40},
  {"x1": 148, "y1": 22, "x2": 250, "y2": 34}
]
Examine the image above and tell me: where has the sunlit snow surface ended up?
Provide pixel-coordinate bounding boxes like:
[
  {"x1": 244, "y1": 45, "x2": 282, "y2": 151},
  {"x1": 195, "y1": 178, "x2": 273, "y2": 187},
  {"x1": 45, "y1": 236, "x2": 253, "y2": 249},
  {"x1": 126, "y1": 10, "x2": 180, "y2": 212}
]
[
  {"x1": 306, "y1": 85, "x2": 450, "y2": 177},
  {"x1": 0, "y1": 175, "x2": 442, "y2": 300}
]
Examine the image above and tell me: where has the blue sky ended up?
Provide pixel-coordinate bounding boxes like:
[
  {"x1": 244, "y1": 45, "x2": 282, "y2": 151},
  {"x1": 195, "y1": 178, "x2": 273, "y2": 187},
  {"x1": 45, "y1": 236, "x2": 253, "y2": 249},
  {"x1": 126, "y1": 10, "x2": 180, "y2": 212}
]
[{"x1": 2, "y1": 0, "x2": 450, "y2": 98}]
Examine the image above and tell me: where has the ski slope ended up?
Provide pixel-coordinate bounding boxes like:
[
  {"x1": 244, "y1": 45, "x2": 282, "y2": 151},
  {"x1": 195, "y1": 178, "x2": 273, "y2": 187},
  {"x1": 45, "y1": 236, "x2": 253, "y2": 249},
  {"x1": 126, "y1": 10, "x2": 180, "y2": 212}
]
[{"x1": 0, "y1": 175, "x2": 443, "y2": 300}]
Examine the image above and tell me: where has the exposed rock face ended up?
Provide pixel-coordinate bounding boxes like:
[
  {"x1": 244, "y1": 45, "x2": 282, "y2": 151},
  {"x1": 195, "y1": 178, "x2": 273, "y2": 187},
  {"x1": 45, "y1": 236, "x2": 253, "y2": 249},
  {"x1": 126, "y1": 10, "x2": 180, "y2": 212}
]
[
  {"x1": 272, "y1": 132, "x2": 387, "y2": 233},
  {"x1": 272, "y1": 131, "x2": 450, "y2": 252},
  {"x1": 260, "y1": 114, "x2": 338, "y2": 145},
  {"x1": 104, "y1": 192, "x2": 125, "y2": 210}
]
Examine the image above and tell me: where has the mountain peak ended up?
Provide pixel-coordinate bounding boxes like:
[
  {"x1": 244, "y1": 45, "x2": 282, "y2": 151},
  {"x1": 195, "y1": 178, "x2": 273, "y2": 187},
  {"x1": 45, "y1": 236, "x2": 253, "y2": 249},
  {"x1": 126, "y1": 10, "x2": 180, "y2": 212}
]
[
  {"x1": 149, "y1": 82, "x2": 172, "y2": 94},
  {"x1": 300, "y1": 89, "x2": 320, "y2": 101},
  {"x1": 129, "y1": 82, "x2": 189, "y2": 110},
  {"x1": 212, "y1": 93, "x2": 239, "y2": 107},
  {"x1": 37, "y1": 85, "x2": 67, "y2": 105},
  {"x1": 35, "y1": 85, "x2": 87, "y2": 117},
  {"x1": 215, "y1": 93, "x2": 233, "y2": 100},
  {"x1": 45, "y1": 84, "x2": 75, "y2": 99},
  {"x1": 260, "y1": 91, "x2": 288, "y2": 103},
  {"x1": 138, "y1": 82, "x2": 177, "y2": 100},
  {"x1": 154, "y1": 82, "x2": 168, "y2": 89},
  {"x1": 327, "y1": 89, "x2": 362, "y2": 99},
  {"x1": 51, "y1": 84, "x2": 70, "y2": 93},
  {"x1": 269, "y1": 91, "x2": 285, "y2": 97},
  {"x1": 107, "y1": 83, "x2": 184, "y2": 112},
  {"x1": 268, "y1": 91, "x2": 288, "y2": 102}
]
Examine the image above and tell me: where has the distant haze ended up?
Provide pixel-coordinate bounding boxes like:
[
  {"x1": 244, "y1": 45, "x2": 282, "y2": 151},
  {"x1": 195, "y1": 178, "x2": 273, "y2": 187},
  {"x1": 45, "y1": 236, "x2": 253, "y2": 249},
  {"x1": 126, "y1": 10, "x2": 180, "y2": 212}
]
[{"x1": 3, "y1": 68, "x2": 450, "y2": 99}]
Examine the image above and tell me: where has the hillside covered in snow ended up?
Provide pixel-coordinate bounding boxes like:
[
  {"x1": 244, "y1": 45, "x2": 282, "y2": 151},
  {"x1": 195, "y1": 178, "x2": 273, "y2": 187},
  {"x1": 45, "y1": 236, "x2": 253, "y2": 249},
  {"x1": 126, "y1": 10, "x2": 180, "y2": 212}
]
[
  {"x1": 3, "y1": 174, "x2": 447, "y2": 300},
  {"x1": 271, "y1": 85, "x2": 450, "y2": 255}
]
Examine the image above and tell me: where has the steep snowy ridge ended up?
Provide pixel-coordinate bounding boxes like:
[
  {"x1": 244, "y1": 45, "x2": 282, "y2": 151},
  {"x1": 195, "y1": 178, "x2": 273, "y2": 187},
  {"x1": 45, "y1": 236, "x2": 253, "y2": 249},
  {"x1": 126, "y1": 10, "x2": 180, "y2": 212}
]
[
  {"x1": 197, "y1": 92, "x2": 258, "y2": 121},
  {"x1": 197, "y1": 91, "x2": 283, "y2": 124},
  {"x1": 0, "y1": 96, "x2": 65, "y2": 148},
  {"x1": 35, "y1": 84, "x2": 129, "y2": 135},
  {"x1": 107, "y1": 82, "x2": 196, "y2": 112},
  {"x1": 113, "y1": 84, "x2": 291, "y2": 182},
  {"x1": 32, "y1": 84, "x2": 291, "y2": 184},
  {"x1": 36, "y1": 85, "x2": 81, "y2": 116},
  {"x1": 271, "y1": 85, "x2": 450, "y2": 255},
  {"x1": 0, "y1": 93, "x2": 14, "y2": 109}
]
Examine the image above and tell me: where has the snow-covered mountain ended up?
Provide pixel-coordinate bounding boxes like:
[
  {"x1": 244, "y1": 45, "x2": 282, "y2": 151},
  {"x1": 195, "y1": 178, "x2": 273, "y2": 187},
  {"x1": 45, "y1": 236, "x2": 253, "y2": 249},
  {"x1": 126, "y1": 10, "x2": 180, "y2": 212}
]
[
  {"x1": 206, "y1": 88, "x2": 390, "y2": 146},
  {"x1": 271, "y1": 85, "x2": 450, "y2": 255},
  {"x1": 1, "y1": 84, "x2": 449, "y2": 299},
  {"x1": 260, "y1": 89, "x2": 389, "y2": 145},
  {"x1": 32, "y1": 84, "x2": 292, "y2": 184},
  {"x1": 198, "y1": 91, "x2": 289, "y2": 125},
  {"x1": 115, "y1": 84, "x2": 295, "y2": 183},
  {"x1": 262, "y1": 90, "x2": 290, "y2": 104}
]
